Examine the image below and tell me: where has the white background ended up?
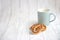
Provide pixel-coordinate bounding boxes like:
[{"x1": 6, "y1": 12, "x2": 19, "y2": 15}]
[{"x1": 0, "y1": 0, "x2": 60, "y2": 40}]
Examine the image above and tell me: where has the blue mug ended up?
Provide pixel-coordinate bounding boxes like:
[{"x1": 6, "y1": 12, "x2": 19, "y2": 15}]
[{"x1": 38, "y1": 12, "x2": 56, "y2": 26}]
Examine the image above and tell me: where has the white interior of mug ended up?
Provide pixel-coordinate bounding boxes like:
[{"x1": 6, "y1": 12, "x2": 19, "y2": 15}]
[{"x1": 38, "y1": 8, "x2": 50, "y2": 12}]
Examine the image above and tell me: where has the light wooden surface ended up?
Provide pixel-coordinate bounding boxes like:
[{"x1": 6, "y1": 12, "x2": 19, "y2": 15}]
[{"x1": 0, "y1": 0, "x2": 60, "y2": 40}]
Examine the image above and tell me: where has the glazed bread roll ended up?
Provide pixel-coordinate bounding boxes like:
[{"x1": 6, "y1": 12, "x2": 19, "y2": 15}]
[
  {"x1": 30, "y1": 24, "x2": 46, "y2": 34},
  {"x1": 41, "y1": 24, "x2": 46, "y2": 32}
]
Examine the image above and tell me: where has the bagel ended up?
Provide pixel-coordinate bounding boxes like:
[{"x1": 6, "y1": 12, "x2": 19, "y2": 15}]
[
  {"x1": 30, "y1": 24, "x2": 46, "y2": 34},
  {"x1": 41, "y1": 24, "x2": 46, "y2": 32}
]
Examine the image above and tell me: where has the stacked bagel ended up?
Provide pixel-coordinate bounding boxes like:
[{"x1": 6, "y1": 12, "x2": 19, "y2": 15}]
[{"x1": 30, "y1": 24, "x2": 46, "y2": 34}]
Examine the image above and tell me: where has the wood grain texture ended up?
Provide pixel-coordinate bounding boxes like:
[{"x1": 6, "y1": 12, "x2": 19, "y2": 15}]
[{"x1": 0, "y1": 0, "x2": 60, "y2": 40}]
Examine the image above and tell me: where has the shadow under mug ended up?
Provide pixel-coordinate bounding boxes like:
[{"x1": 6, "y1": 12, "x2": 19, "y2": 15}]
[{"x1": 38, "y1": 12, "x2": 56, "y2": 26}]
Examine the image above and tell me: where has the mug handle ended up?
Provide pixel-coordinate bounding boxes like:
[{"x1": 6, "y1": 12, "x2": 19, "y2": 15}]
[{"x1": 49, "y1": 13, "x2": 56, "y2": 22}]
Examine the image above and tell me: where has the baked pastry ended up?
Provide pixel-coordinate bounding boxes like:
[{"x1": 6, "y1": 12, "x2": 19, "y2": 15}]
[
  {"x1": 30, "y1": 24, "x2": 46, "y2": 34},
  {"x1": 30, "y1": 24, "x2": 41, "y2": 34},
  {"x1": 40, "y1": 24, "x2": 46, "y2": 32}
]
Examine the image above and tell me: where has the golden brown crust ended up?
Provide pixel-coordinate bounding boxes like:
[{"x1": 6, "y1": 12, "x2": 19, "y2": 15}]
[
  {"x1": 30, "y1": 24, "x2": 46, "y2": 34},
  {"x1": 30, "y1": 24, "x2": 41, "y2": 34},
  {"x1": 40, "y1": 24, "x2": 46, "y2": 32}
]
